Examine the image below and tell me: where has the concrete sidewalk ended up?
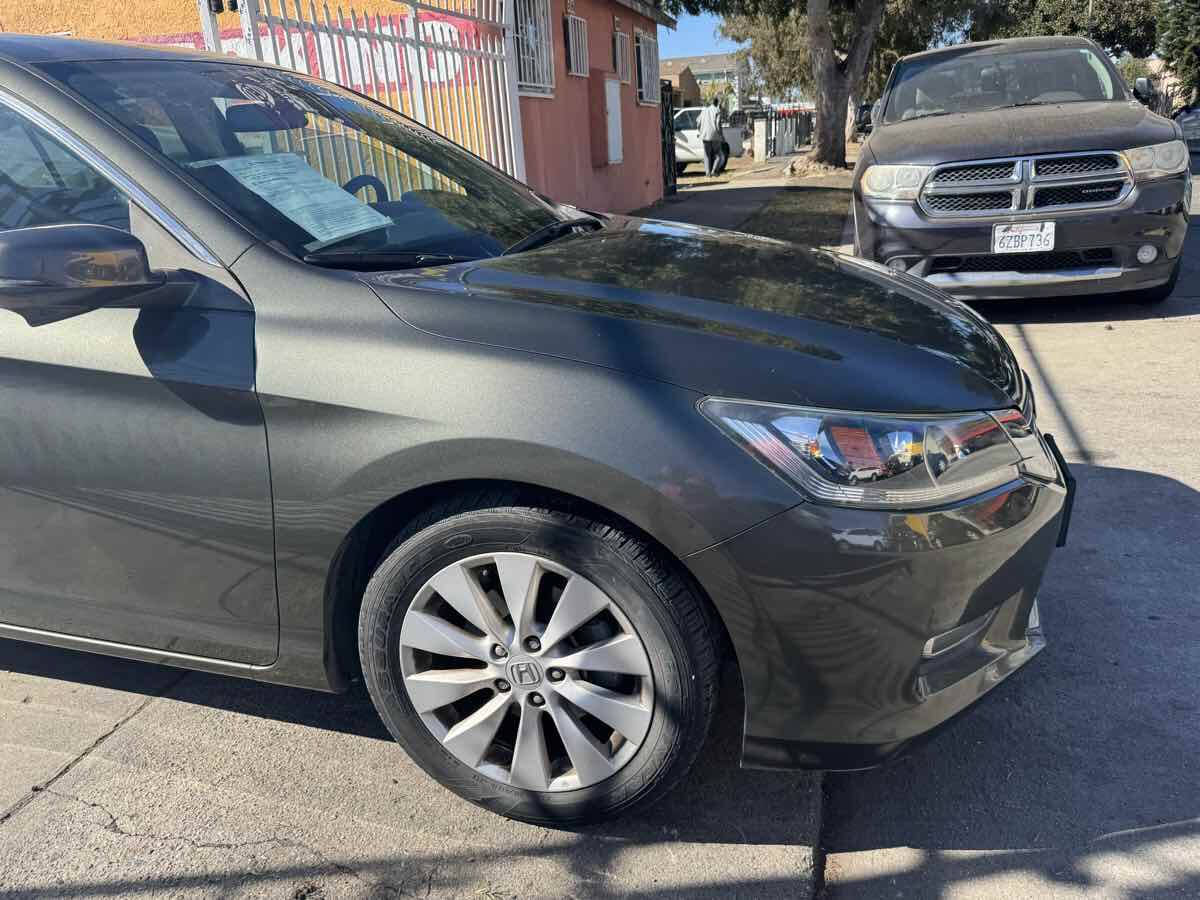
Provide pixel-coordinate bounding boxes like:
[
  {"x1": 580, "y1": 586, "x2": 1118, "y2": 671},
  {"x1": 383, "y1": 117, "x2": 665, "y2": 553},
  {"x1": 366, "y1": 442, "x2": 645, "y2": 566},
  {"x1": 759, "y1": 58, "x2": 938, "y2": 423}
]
[{"x1": 0, "y1": 641, "x2": 822, "y2": 899}]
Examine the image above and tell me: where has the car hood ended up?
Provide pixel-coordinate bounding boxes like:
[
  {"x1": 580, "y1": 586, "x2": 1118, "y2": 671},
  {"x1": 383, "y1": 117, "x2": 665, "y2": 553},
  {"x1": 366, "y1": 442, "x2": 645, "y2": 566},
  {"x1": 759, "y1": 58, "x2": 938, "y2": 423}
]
[
  {"x1": 868, "y1": 100, "x2": 1177, "y2": 165},
  {"x1": 366, "y1": 218, "x2": 1024, "y2": 414}
]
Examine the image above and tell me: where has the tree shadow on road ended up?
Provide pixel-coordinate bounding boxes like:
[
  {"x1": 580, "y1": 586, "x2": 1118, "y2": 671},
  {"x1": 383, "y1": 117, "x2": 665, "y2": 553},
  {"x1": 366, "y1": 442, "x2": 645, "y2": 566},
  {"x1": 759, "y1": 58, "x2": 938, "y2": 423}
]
[{"x1": 823, "y1": 463, "x2": 1200, "y2": 898}]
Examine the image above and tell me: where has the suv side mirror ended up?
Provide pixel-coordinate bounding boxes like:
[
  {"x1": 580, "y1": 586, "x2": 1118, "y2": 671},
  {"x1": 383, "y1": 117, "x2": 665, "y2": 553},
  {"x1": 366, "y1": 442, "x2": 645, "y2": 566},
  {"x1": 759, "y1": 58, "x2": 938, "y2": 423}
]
[
  {"x1": 1133, "y1": 77, "x2": 1152, "y2": 104},
  {"x1": 0, "y1": 224, "x2": 168, "y2": 326},
  {"x1": 871, "y1": 99, "x2": 882, "y2": 124}
]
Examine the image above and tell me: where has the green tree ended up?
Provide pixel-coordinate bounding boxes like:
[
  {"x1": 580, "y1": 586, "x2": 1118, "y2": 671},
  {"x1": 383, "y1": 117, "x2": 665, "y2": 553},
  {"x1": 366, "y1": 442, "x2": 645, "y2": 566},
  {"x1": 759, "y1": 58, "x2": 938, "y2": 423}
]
[
  {"x1": 969, "y1": 0, "x2": 1157, "y2": 56},
  {"x1": 1158, "y1": 0, "x2": 1200, "y2": 108},
  {"x1": 714, "y1": 0, "x2": 975, "y2": 158},
  {"x1": 677, "y1": 0, "x2": 887, "y2": 165}
]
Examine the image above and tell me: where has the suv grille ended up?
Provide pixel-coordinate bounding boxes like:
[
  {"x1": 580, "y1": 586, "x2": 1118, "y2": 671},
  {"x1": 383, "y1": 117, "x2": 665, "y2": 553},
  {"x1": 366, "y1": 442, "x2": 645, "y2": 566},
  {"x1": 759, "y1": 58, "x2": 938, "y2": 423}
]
[
  {"x1": 924, "y1": 192, "x2": 1014, "y2": 213},
  {"x1": 931, "y1": 162, "x2": 1016, "y2": 183},
  {"x1": 919, "y1": 152, "x2": 1131, "y2": 217},
  {"x1": 1033, "y1": 154, "x2": 1121, "y2": 177},
  {"x1": 1033, "y1": 180, "x2": 1126, "y2": 208}
]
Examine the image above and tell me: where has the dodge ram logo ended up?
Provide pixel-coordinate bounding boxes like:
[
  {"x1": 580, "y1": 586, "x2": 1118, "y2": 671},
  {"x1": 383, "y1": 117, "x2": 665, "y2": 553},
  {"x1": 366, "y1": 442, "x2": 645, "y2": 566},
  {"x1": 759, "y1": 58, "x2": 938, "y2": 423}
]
[{"x1": 507, "y1": 658, "x2": 543, "y2": 687}]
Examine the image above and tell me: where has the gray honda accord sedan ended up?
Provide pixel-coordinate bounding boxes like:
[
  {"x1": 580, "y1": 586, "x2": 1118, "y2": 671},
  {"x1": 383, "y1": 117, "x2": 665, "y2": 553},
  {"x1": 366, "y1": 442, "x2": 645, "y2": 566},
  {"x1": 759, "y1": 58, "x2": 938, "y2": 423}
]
[{"x1": 0, "y1": 36, "x2": 1072, "y2": 825}]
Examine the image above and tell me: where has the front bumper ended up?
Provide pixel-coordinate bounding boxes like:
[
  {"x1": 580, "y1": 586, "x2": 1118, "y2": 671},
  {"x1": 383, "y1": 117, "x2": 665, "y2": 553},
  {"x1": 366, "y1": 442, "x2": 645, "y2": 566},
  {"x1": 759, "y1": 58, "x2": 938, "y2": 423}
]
[
  {"x1": 854, "y1": 174, "x2": 1188, "y2": 300},
  {"x1": 686, "y1": 448, "x2": 1069, "y2": 771}
]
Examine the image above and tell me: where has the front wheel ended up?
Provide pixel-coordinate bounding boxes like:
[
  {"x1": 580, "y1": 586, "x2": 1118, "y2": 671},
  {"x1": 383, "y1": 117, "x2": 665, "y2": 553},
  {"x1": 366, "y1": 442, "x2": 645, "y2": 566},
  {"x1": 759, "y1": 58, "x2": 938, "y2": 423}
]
[{"x1": 357, "y1": 497, "x2": 720, "y2": 825}]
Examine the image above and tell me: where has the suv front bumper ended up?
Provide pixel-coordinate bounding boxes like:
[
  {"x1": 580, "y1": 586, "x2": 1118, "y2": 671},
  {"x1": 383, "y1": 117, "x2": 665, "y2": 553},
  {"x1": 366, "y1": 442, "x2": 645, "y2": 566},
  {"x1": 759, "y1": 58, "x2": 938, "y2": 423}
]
[{"x1": 854, "y1": 174, "x2": 1188, "y2": 300}]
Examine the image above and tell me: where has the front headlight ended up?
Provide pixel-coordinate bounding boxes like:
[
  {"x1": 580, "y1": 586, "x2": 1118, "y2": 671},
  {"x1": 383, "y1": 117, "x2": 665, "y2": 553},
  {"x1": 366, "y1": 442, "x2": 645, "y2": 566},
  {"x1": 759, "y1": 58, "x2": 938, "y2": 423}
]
[
  {"x1": 859, "y1": 164, "x2": 932, "y2": 201},
  {"x1": 701, "y1": 398, "x2": 1056, "y2": 509},
  {"x1": 1124, "y1": 140, "x2": 1188, "y2": 179}
]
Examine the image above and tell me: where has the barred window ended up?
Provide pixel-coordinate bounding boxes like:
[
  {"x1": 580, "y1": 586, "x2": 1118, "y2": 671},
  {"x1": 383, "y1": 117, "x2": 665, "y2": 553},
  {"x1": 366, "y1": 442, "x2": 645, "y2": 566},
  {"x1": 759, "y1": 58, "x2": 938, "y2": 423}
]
[
  {"x1": 516, "y1": 0, "x2": 554, "y2": 94},
  {"x1": 634, "y1": 29, "x2": 659, "y2": 104},
  {"x1": 613, "y1": 31, "x2": 631, "y2": 83},
  {"x1": 564, "y1": 15, "x2": 589, "y2": 77}
]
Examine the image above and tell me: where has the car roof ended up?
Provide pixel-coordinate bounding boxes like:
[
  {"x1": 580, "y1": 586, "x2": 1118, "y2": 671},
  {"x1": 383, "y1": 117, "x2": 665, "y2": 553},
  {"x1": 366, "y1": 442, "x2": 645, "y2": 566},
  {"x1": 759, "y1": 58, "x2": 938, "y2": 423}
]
[
  {"x1": 899, "y1": 35, "x2": 1098, "y2": 65},
  {"x1": 0, "y1": 33, "x2": 257, "y2": 66}
]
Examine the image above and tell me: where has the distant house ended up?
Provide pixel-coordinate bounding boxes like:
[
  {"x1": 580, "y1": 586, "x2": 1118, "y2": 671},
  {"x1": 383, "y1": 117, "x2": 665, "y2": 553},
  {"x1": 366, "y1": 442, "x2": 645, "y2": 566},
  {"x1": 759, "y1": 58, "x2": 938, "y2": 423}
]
[
  {"x1": 1, "y1": 0, "x2": 675, "y2": 213},
  {"x1": 662, "y1": 63, "x2": 701, "y2": 108},
  {"x1": 661, "y1": 52, "x2": 750, "y2": 110}
]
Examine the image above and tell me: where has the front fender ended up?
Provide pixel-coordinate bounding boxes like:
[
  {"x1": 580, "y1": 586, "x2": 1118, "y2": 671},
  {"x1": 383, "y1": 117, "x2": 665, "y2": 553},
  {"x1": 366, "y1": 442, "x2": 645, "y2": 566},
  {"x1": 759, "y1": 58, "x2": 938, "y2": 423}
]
[{"x1": 231, "y1": 242, "x2": 799, "y2": 689}]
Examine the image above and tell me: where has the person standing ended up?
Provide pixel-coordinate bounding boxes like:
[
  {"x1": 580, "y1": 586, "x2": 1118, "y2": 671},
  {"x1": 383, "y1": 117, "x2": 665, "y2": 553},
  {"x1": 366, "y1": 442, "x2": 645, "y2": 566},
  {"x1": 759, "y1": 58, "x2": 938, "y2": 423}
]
[{"x1": 698, "y1": 98, "x2": 724, "y2": 177}]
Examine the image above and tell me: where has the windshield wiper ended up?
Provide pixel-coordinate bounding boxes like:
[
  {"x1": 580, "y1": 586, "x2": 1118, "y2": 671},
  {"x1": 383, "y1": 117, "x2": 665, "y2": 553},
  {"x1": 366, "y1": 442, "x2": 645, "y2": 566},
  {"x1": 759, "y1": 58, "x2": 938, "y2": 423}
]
[
  {"x1": 302, "y1": 249, "x2": 481, "y2": 271},
  {"x1": 502, "y1": 216, "x2": 604, "y2": 256}
]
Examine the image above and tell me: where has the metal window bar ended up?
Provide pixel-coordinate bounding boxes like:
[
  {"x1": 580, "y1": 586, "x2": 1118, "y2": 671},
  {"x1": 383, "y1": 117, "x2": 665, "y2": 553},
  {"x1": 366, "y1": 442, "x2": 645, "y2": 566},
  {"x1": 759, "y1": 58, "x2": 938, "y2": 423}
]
[
  {"x1": 634, "y1": 31, "x2": 659, "y2": 104},
  {"x1": 515, "y1": 0, "x2": 553, "y2": 93},
  {"x1": 565, "y1": 15, "x2": 588, "y2": 77},
  {"x1": 614, "y1": 31, "x2": 631, "y2": 84}
]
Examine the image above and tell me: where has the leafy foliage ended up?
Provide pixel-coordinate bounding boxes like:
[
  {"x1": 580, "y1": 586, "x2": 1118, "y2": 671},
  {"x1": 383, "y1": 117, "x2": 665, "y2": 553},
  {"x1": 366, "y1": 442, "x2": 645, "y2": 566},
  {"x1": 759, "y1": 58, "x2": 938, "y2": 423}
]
[
  {"x1": 1158, "y1": 0, "x2": 1200, "y2": 107},
  {"x1": 967, "y1": 0, "x2": 1158, "y2": 57},
  {"x1": 716, "y1": 0, "x2": 975, "y2": 105}
]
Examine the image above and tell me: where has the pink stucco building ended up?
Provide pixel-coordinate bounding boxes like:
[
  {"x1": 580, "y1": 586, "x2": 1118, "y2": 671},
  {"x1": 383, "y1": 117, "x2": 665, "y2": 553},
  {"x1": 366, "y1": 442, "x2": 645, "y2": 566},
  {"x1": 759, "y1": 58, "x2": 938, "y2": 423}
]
[{"x1": 514, "y1": 0, "x2": 673, "y2": 213}]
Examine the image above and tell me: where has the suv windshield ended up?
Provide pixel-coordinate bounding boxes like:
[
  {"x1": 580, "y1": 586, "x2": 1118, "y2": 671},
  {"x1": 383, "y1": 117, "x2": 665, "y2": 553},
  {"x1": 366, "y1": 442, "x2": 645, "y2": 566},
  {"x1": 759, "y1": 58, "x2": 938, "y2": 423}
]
[
  {"x1": 39, "y1": 59, "x2": 572, "y2": 266},
  {"x1": 883, "y1": 46, "x2": 1123, "y2": 125}
]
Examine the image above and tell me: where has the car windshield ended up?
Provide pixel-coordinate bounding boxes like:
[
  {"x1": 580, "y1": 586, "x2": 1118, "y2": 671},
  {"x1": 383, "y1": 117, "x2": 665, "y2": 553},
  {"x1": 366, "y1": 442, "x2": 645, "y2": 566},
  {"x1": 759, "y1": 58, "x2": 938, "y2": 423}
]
[
  {"x1": 39, "y1": 59, "x2": 571, "y2": 266},
  {"x1": 882, "y1": 46, "x2": 1123, "y2": 125}
]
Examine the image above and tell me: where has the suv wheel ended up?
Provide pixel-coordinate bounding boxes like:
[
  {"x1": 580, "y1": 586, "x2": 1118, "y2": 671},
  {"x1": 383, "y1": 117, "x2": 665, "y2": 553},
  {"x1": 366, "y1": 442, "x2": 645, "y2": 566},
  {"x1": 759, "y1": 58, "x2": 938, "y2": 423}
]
[{"x1": 357, "y1": 495, "x2": 720, "y2": 825}]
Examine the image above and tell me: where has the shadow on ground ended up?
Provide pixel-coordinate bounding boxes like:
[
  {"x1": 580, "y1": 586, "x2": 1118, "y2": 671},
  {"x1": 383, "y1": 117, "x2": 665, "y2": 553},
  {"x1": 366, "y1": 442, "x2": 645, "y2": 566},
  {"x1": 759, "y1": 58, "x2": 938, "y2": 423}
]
[{"x1": 824, "y1": 463, "x2": 1200, "y2": 897}]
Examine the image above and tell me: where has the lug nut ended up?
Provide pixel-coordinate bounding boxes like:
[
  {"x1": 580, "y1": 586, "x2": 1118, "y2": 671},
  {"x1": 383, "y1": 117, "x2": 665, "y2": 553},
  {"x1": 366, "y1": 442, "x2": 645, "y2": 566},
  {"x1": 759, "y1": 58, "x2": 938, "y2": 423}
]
[
  {"x1": 547, "y1": 668, "x2": 565, "y2": 682},
  {"x1": 495, "y1": 679, "x2": 511, "y2": 692},
  {"x1": 529, "y1": 692, "x2": 545, "y2": 707},
  {"x1": 524, "y1": 636, "x2": 542, "y2": 652},
  {"x1": 491, "y1": 644, "x2": 508, "y2": 660}
]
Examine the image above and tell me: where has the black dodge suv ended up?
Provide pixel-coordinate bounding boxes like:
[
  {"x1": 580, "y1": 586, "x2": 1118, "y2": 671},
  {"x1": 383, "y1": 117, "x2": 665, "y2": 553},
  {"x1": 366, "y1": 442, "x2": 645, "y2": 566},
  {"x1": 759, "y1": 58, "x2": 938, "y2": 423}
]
[{"x1": 853, "y1": 36, "x2": 1190, "y2": 303}]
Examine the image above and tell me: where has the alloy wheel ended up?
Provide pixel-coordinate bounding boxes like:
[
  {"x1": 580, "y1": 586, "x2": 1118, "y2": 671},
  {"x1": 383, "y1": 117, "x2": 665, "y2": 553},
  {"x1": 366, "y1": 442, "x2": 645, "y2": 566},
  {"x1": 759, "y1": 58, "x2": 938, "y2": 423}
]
[{"x1": 398, "y1": 552, "x2": 654, "y2": 792}]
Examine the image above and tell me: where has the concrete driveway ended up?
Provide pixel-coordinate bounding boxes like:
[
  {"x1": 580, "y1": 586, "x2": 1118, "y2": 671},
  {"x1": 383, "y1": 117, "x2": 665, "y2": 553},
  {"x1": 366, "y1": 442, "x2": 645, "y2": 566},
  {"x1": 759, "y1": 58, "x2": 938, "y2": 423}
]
[{"x1": 0, "y1": 646, "x2": 820, "y2": 899}]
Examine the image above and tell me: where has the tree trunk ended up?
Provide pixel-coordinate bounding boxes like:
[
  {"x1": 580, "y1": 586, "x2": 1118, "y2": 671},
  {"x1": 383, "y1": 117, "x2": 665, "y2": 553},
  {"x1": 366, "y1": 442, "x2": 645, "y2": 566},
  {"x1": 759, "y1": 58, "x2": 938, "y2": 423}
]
[
  {"x1": 811, "y1": 63, "x2": 849, "y2": 165},
  {"x1": 805, "y1": 0, "x2": 885, "y2": 167}
]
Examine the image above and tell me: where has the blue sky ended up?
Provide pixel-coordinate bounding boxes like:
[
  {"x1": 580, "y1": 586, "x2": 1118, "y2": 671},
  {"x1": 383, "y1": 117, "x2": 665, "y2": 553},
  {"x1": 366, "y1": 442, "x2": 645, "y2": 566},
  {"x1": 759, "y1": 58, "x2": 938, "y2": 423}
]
[{"x1": 657, "y1": 14, "x2": 740, "y2": 59}]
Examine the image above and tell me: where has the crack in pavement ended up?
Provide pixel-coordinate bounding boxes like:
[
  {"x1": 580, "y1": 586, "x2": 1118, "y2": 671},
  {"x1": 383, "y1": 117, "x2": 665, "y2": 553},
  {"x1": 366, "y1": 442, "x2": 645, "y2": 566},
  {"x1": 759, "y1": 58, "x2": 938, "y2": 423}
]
[
  {"x1": 41, "y1": 788, "x2": 409, "y2": 897},
  {"x1": 0, "y1": 669, "x2": 190, "y2": 828}
]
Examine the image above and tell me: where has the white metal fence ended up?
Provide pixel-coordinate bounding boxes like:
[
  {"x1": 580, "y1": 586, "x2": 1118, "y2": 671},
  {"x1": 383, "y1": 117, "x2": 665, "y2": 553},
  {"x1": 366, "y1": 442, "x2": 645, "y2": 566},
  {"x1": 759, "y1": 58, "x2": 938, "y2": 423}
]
[{"x1": 198, "y1": 0, "x2": 525, "y2": 180}]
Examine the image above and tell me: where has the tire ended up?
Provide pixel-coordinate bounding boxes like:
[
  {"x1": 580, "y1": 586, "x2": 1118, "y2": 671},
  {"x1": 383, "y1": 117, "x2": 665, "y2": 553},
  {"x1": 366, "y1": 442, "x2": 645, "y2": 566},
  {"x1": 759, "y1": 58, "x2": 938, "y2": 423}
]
[
  {"x1": 1124, "y1": 259, "x2": 1179, "y2": 305},
  {"x1": 675, "y1": 162, "x2": 688, "y2": 176},
  {"x1": 357, "y1": 491, "x2": 720, "y2": 826}
]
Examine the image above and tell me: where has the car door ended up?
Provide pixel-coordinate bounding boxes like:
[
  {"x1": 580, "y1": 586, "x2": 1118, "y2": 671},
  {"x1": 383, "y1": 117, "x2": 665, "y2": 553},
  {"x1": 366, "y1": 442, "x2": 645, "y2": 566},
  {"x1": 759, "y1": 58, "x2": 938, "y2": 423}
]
[
  {"x1": 0, "y1": 98, "x2": 278, "y2": 664},
  {"x1": 674, "y1": 109, "x2": 701, "y2": 160}
]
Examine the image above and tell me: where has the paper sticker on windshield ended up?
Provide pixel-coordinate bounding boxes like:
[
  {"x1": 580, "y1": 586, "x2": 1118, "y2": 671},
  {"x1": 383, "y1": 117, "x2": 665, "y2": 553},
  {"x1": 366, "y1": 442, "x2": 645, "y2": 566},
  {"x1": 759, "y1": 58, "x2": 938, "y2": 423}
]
[{"x1": 193, "y1": 152, "x2": 389, "y2": 247}]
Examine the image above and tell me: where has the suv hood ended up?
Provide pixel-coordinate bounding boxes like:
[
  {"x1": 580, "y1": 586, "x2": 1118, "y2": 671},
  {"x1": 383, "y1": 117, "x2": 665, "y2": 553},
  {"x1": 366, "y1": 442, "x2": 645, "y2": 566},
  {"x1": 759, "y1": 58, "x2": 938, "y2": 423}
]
[
  {"x1": 367, "y1": 218, "x2": 1024, "y2": 414},
  {"x1": 868, "y1": 100, "x2": 1177, "y2": 165}
]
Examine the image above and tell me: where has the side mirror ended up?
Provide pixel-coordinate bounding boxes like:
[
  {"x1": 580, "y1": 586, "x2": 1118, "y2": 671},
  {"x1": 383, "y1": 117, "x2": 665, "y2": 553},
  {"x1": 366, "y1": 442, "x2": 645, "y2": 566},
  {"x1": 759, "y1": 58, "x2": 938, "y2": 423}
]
[
  {"x1": 0, "y1": 224, "x2": 167, "y2": 326},
  {"x1": 1133, "y1": 77, "x2": 1152, "y2": 103},
  {"x1": 0, "y1": 223, "x2": 157, "y2": 289},
  {"x1": 871, "y1": 99, "x2": 882, "y2": 124}
]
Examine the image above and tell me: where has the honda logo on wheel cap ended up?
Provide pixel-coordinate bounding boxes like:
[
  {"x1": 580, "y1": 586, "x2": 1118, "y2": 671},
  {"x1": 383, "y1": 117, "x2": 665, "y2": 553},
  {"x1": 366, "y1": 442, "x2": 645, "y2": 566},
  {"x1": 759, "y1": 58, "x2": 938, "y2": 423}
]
[{"x1": 507, "y1": 658, "x2": 543, "y2": 687}]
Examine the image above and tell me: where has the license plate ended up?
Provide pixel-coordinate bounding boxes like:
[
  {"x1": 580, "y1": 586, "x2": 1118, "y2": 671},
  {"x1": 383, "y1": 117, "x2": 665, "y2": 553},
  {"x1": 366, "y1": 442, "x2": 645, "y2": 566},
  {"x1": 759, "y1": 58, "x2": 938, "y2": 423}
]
[{"x1": 993, "y1": 221, "x2": 1055, "y2": 254}]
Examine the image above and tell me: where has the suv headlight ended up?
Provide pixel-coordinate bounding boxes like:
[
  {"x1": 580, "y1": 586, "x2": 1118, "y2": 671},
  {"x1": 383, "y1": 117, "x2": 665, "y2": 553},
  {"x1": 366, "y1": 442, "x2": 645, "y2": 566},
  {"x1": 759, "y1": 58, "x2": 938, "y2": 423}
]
[
  {"x1": 1124, "y1": 140, "x2": 1188, "y2": 179},
  {"x1": 701, "y1": 398, "x2": 1057, "y2": 509},
  {"x1": 859, "y1": 164, "x2": 932, "y2": 200}
]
